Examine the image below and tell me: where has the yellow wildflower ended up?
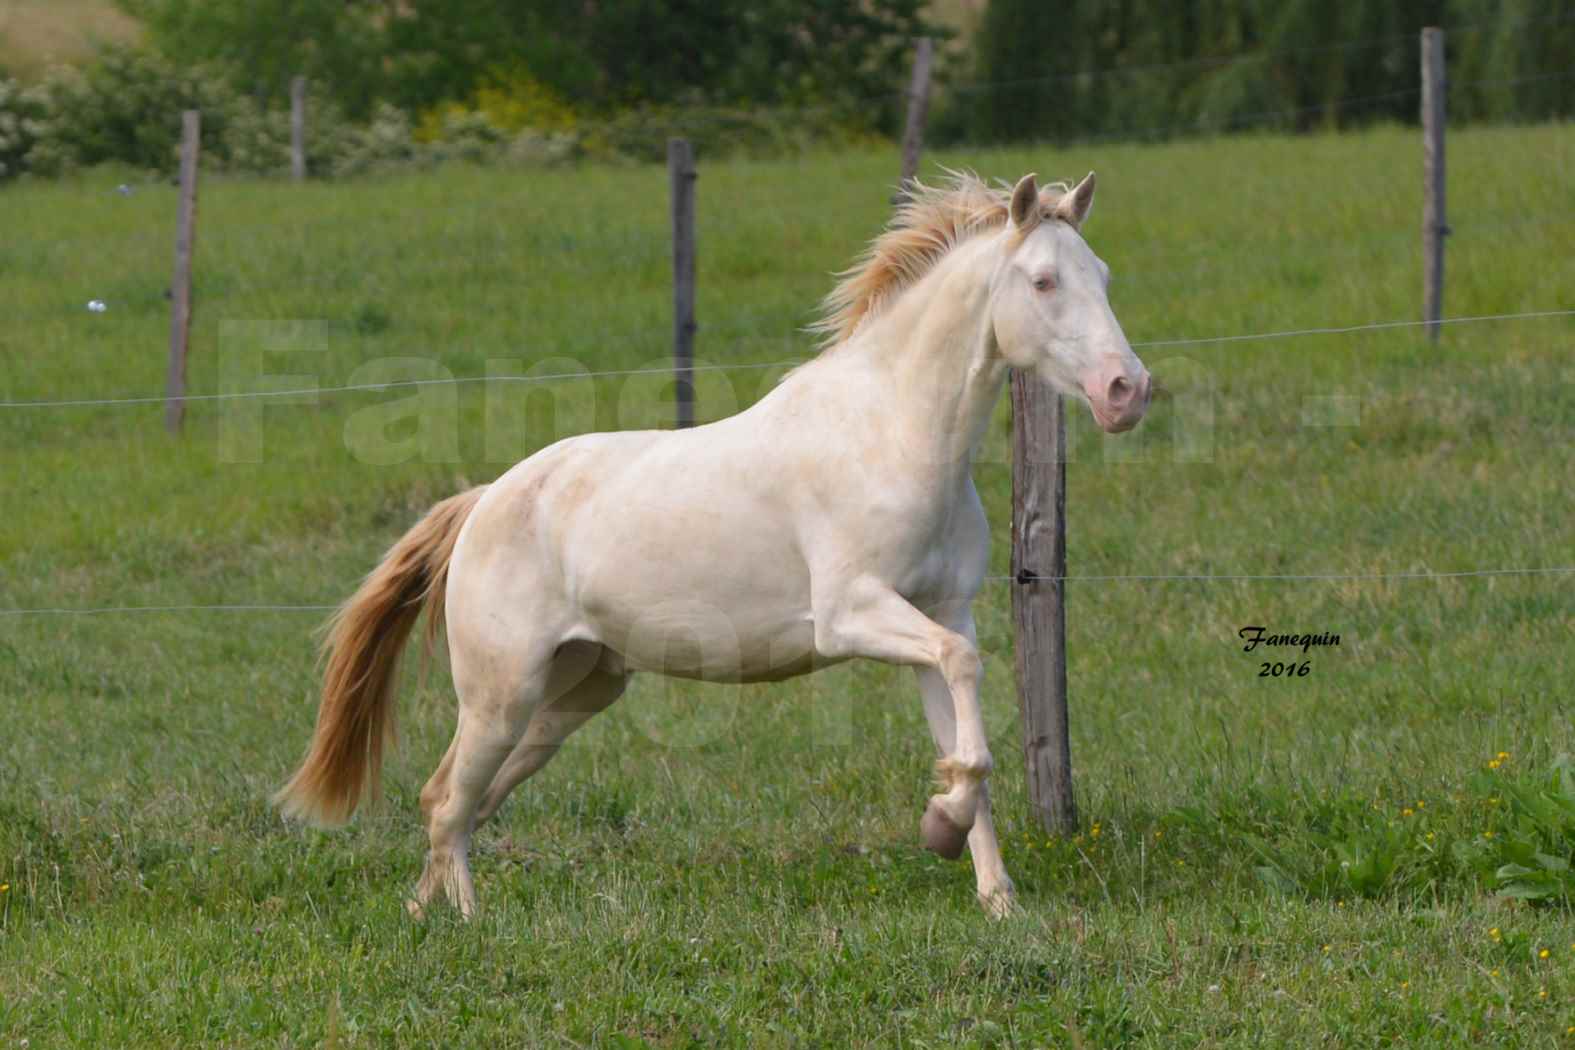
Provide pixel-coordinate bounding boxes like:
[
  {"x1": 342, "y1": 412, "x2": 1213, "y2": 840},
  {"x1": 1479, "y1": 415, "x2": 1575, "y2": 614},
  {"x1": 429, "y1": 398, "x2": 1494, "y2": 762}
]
[
  {"x1": 1322, "y1": 944, "x2": 1331, "y2": 953},
  {"x1": 1416, "y1": 800, "x2": 1426, "y2": 808},
  {"x1": 1537, "y1": 988, "x2": 1547, "y2": 1000},
  {"x1": 1488, "y1": 759, "x2": 1501, "y2": 770},
  {"x1": 1483, "y1": 831, "x2": 1496, "y2": 839},
  {"x1": 1539, "y1": 948, "x2": 1550, "y2": 959},
  {"x1": 1497, "y1": 751, "x2": 1510, "y2": 760},
  {"x1": 0, "y1": 883, "x2": 8, "y2": 893},
  {"x1": 1400, "y1": 981, "x2": 1409, "y2": 990},
  {"x1": 1426, "y1": 832, "x2": 1435, "y2": 841},
  {"x1": 1090, "y1": 823, "x2": 1102, "y2": 839},
  {"x1": 1402, "y1": 808, "x2": 1414, "y2": 817},
  {"x1": 1491, "y1": 969, "x2": 1500, "y2": 977},
  {"x1": 1490, "y1": 928, "x2": 1501, "y2": 941}
]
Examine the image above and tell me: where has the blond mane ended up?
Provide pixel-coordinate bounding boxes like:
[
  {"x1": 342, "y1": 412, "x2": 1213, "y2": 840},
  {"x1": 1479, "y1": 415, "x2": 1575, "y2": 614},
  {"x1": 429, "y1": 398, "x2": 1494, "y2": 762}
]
[{"x1": 810, "y1": 171, "x2": 1071, "y2": 348}]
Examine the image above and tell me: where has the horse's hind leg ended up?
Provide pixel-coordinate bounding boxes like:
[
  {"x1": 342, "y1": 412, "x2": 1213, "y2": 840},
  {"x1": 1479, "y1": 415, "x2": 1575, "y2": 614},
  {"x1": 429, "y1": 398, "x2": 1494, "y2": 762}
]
[
  {"x1": 474, "y1": 654, "x2": 628, "y2": 826},
  {"x1": 411, "y1": 640, "x2": 555, "y2": 920}
]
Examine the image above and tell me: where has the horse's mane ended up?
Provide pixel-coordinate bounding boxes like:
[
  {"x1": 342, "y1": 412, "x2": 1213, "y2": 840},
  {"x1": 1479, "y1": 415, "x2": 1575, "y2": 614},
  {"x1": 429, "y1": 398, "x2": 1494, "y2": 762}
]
[{"x1": 809, "y1": 170, "x2": 1072, "y2": 348}]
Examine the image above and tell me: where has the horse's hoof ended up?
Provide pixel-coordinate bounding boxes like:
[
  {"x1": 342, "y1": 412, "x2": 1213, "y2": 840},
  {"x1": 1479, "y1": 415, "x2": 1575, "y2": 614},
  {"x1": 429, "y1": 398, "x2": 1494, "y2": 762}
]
[
  {"x1": 405, "y1": 897, "x2": 427, "y2": 921},
  {"x1": 978, "y1": 886, "x2": 1019, "y2": 920},
  {"x1": 921, "y1": 800, "x2": 968, "y2": 860}
]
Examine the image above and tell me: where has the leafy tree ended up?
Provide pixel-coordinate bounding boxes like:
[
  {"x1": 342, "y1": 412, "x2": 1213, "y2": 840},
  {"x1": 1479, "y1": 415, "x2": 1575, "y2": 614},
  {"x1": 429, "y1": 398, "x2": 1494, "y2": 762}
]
[
  {"x1": 123, "y1": 0, "x2": 940, "y2": 130},
  {"x1": 118, "y1": 0, "x2": 392, "y2": 117},
  {"x1": 954, "y1": 0, "x2": 1568, "y2": 145}
]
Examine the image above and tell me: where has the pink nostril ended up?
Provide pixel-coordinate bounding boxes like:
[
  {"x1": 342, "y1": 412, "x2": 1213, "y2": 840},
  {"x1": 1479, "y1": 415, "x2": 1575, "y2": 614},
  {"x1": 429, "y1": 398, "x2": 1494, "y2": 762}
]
[{"x1": 1107, "y1": 375, "x2": 1132, "y2": 408}]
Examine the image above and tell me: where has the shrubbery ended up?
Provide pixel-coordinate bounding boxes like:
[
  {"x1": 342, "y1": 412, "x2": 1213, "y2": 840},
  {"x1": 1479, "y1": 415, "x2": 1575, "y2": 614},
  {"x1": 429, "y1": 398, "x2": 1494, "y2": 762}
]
[
  {"x1": 0, "y1": 78, "x2": 44, "y2": 179},
  {"x1": 0, "y1": 47, "x2": 870, "y2": 183},
  {"x1": 20, "y1": 47, "x2": 242, "y2": 175}
]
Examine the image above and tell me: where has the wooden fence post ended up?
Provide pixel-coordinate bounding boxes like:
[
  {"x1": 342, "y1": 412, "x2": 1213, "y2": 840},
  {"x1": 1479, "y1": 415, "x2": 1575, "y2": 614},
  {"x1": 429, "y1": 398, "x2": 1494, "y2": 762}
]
[
  {"x1": 1010, "y1": 373, "x2": 1076, "y2": 834},
  {"x1": 667, "y1": 138, "x2": 697, "y2": 429},
  {"x1": 896, "y1": 37, "x2": 934, "y2": 201},
  {"x1": 1421, "y1": 27, "x2": 1447, "y2": 340},
  {"x1": 290, "y1": 75, "x2": 307, "y2": 181},
  {"x1": 165, "y1": 110, "x2": 200, "y2": 434}
]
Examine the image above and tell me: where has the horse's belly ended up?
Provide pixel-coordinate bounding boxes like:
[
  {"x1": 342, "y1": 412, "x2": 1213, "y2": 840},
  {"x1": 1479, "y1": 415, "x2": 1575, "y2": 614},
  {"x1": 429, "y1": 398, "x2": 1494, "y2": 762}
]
[{"x1": 604, "y1": 605, "x2": 819, "y2": 683}]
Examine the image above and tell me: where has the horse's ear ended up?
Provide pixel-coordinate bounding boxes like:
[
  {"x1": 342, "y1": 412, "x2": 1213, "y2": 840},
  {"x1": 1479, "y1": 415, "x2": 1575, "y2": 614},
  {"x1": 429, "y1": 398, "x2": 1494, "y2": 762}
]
[
  {"x1": 1010, "y1": 174, "x2": 1041, "y2": 232},
  {"x1": 1055, "y1": 171, "x2": 1096, "y2": 229}
]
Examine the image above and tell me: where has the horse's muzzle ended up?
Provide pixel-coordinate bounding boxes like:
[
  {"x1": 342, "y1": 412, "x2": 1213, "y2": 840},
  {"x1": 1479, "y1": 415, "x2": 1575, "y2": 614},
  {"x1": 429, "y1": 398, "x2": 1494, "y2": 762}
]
[{"x1": 1085, "y1": 364, "x2": 1151, "y2": 433}]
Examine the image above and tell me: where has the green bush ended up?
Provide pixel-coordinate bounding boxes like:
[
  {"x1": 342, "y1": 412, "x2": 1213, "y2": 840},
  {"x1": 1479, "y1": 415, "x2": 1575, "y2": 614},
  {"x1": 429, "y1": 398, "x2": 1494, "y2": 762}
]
[
  {"x1": 0, "y1": 78, "x2": 45, "y2": 180},
  {"x1": 22, "y1": 46, "x2": 244, "y2": 176},
  {"x1": 0, "y1": 41, "x2": 876, "y2": 184},
  {"x1": 579, "y1": 101, "x2": 876, "y2": 165},
  {"x1": 216, "y1": 81, "x2": 357, "y2": 178},
  {"x1": 414, "y1": 71, "x2": 580, "y2": 142},
  {"x1": 326, "y1": 103, "x2": 428, "y2": 179}
]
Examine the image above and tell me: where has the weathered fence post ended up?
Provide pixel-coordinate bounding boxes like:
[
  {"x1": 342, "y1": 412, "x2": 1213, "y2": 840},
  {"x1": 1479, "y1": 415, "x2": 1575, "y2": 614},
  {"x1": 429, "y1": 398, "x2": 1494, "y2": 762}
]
[
  {"x1": 1011, "y1": 374, "x2": 1076, "y2": 834},
  {"x1": 1421, "y1": 27, "x2": 1447, "y2": 340},
  {"x1": 667, "y1": 138, "x2": 697, "y2": 429},
  {"x1": 290, "y1": 75, "x2": 307, "y2": 181},
  {"x1": 896, "y1": 37, "x2": 934, "y2": 201},
  {"x1": 165, "y1": 110, "x2": 200, "y2": 434}
]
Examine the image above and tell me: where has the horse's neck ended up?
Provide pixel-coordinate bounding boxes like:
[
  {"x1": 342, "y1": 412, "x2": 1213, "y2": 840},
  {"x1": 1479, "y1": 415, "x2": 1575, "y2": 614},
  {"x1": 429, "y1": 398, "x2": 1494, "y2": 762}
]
[{"x1": 857, "y1": 234, "x2": 1008, "y2": 470}]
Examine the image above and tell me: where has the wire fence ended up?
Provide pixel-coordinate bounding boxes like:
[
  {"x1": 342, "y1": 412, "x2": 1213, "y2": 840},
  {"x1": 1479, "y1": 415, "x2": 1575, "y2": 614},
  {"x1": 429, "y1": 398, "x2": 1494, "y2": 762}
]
[
  {"x1": 2, "y1": 307, "x2": 1571, "y2": 618},
  {"x1": 9, "y1": 198, "x2": 1570, "y2": 338},
  {"x1": 3, "y1": 308, "x2": 1571, "y2": 412},
  {"x1": 4, "y1": 23, "x2": 1572, "y2": 622},
  {"x1": 5, "y1": 567, "x2": 1573, "y2": 618}
]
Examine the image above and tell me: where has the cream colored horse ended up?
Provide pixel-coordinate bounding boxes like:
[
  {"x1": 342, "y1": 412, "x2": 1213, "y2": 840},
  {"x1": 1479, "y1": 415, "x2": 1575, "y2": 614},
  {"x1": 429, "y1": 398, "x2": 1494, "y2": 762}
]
[{"x1": 277, "y1": 171, "x2": 1150, "y2": 918}]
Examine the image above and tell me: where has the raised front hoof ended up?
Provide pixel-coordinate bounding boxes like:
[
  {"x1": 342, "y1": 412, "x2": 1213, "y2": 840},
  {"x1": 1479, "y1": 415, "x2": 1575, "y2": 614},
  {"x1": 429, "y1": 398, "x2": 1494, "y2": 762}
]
[{"x1": 921, "y1": 800, "x2": 968, "y2": 860}]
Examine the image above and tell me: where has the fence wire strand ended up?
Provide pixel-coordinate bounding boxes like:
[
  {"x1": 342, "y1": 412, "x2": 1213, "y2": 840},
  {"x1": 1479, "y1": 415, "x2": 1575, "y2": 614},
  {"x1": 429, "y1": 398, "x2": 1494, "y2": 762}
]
[
  {"x1": 4, "y1": 309, "x2": 1572, "y2": 412},
  {"x1": 5, "y1": 567, "x2": 1572, "y2": 618},
  {"x1": 0, "y1": 360, "x2": 803, "y2": 410},
  {"x1": 1128, "y1": 308, "x2": 1575, "y2": 349}
]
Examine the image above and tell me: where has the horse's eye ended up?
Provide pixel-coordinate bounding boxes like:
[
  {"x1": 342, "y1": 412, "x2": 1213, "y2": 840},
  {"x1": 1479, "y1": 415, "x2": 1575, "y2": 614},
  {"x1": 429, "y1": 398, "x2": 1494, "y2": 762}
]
[{"x1": 1032, "y1": 274, "x2": 1056, "y2": 292}]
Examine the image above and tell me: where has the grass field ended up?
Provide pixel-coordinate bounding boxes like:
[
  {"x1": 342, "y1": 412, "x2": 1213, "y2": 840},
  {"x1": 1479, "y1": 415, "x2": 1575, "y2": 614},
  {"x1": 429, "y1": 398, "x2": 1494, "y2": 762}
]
[{"x1": 2, "y1": 124, "x2": 1573, "y2": 1047}]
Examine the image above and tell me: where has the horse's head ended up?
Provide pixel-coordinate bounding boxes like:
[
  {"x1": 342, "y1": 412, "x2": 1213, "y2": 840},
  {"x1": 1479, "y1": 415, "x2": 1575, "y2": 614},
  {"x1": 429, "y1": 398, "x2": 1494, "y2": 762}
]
[{"x1": 991, "y1": 173, "x2": 1150, "y2": 433}]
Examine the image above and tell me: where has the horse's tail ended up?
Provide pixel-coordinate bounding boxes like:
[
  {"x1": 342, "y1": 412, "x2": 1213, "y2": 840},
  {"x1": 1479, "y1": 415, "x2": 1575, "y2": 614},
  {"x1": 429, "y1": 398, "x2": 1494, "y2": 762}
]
[{"x1": 275, "y1": 485, "x2": 488, "y2": 827}]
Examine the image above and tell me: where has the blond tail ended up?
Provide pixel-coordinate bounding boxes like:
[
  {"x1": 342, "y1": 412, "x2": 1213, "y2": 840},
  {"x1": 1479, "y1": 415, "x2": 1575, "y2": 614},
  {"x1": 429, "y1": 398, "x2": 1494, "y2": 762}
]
[{"x1": 274, "y1": 485, "x2": 487, "y2": 826}]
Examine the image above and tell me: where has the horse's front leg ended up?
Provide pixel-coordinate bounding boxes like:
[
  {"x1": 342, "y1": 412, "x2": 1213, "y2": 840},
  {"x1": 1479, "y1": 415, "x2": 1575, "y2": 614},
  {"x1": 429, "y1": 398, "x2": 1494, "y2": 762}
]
[
  {"x1": 813, "y1": 578, "x2": 993, "y2": 862},
  {"x1": 914, "y1": 659, "x2": 1016, "y2": 918}
]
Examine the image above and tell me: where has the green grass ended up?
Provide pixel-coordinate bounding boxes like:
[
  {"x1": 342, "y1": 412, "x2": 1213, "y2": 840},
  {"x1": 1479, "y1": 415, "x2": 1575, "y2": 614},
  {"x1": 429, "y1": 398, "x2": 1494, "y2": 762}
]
[{"x1": 2, "y1": 124, "x2": 1574, "y2": 1047}]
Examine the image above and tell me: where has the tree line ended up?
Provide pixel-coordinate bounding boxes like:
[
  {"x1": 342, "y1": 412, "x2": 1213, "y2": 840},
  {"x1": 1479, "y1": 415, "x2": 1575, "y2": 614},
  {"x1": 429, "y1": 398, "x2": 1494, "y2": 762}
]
[
  {"x1": 3, "y1": 0, "x2": 1569, "y2": 182},
  {"x1": 957, "y1": 0, "x2": 1573, "y2": 142}
]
